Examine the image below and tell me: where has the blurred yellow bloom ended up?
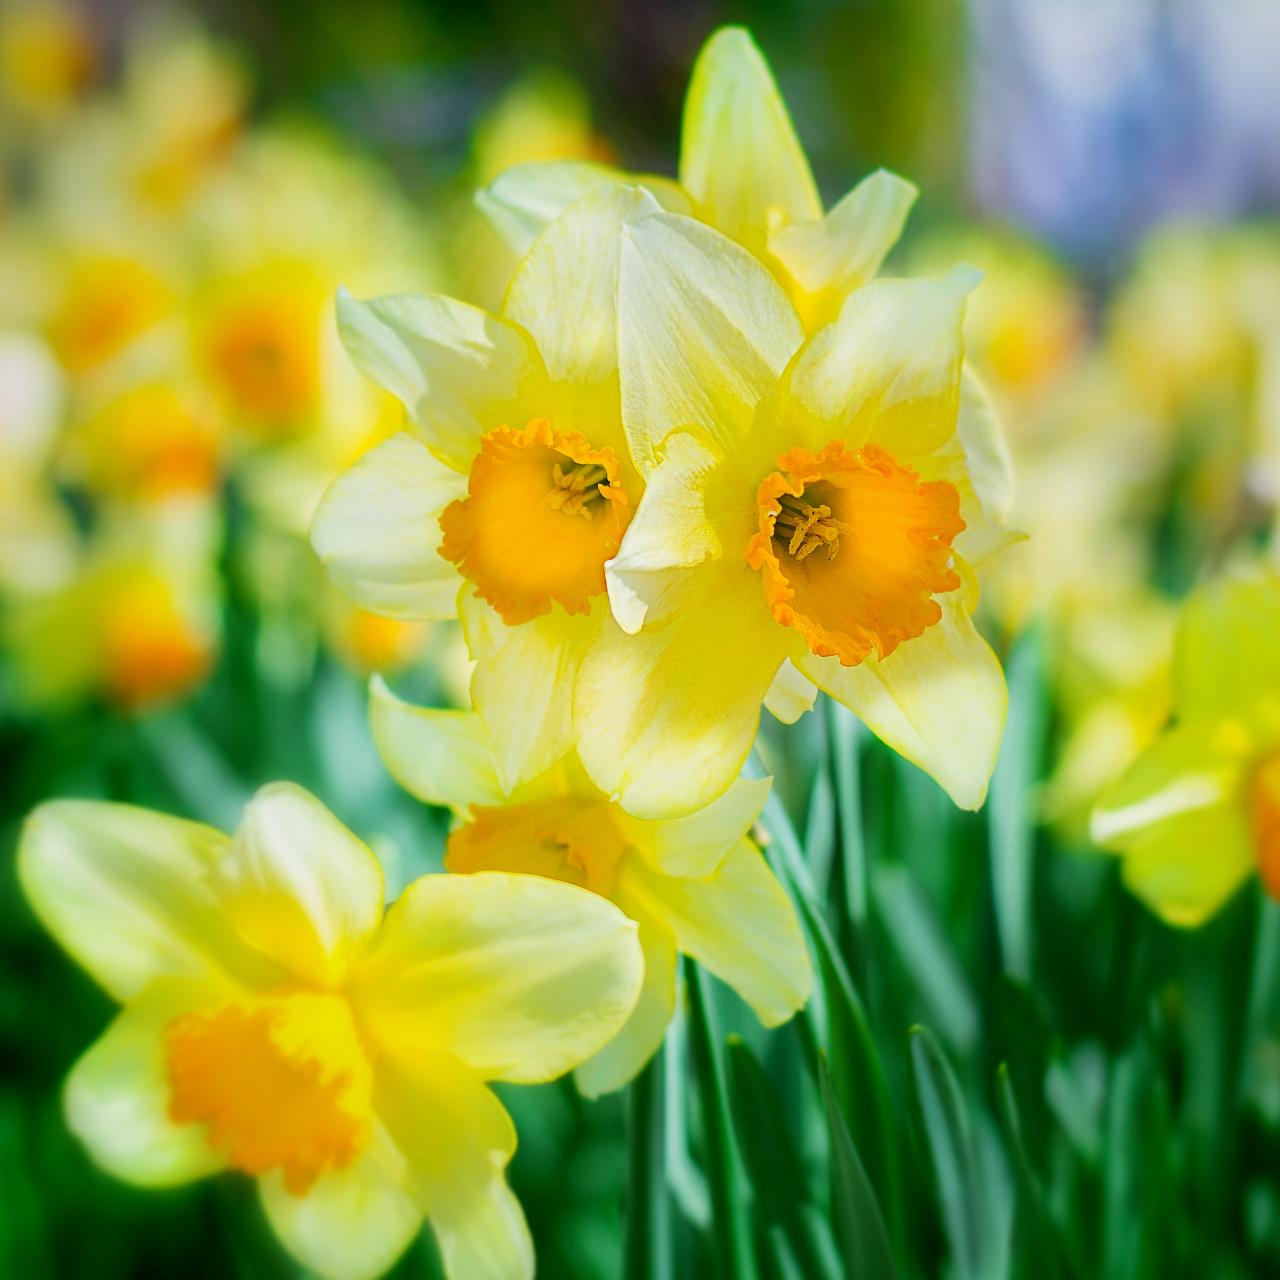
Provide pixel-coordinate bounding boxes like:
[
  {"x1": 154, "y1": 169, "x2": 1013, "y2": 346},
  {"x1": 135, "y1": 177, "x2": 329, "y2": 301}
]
[
  {"x1": 313, "y1": 186, "x2": 652, "y2": 791},
  {"x1": 324, "y1": 594, "x2": 433, "y2": 677},
  {"x1": 1092, "y1": 567, "x2": 1280, "y2": 925},
  {"x1": 0, "y1": 0, "x2": 95, "y2": 120},
  {"x1": 370, "y1": 681, "x2": 810, "y2": 1096},
  {"x1": 19, "y1": 783, "x2": 642, "y2": 1280},
  {"x1": 4, "y1": 503, "x2": 220, "y2": 712},
  {"x1": 478, "y1": 26, "x2": 917, "y2": 333},
  {"x1": 573, "y1": 212, "x2": 1013, "y2": 817}
]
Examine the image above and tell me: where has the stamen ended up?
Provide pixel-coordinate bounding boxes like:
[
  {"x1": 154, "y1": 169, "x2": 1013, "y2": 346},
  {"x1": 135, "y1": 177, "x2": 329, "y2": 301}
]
[
  {"x1": 548, "y1": 461, "x2": 609, "y2": 517},
  {"x1": 773, "y1": 492, "x2": 845, "y2": 561}
]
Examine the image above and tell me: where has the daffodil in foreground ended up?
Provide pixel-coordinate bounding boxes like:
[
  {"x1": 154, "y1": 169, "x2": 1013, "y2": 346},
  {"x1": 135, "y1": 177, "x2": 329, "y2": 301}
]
[
  {"x1": 312, "y1": 186, "x2": 663, "y2": 790},
  {"x1": 575, "y1": 211, "x2": 1014, "y2": 819},
  {"x1": 19, "y1": 783, "x2": 642, "y2": 1280},
  {"x1": 370, "y1": 680, "x2": 811, "y2": 1096},
  {"x1": 478, "y1": 25, "x2": 917, "y2": 334},
  {"x1": 1091, "y1": 567, "x2": 1280, "y2": 926}
]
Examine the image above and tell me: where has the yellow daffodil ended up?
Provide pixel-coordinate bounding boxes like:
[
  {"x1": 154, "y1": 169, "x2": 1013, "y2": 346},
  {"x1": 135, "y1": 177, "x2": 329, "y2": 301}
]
[
  {"x1": 312, "y1": 186, "x2": 657, "y2": 790},
  {"x1": 570, "y1": 209, "x2": 1012, "y2": 818},
  {"x1": 1092, "y1": 567, "x2": 1280, "y2": 925},
  {"x1": 4, "y1": 502, "x2": 220, "y2": 712},
  {"x1": 19, "y1": 783, "x2": 643, "y2": 1280},
  {"x1": 369, "y1": 680, "x2": 811, "y2": 1096},
  {"x1": 478, "y1": 25, "x2": 917, "y2": 333},
  {"x1": 0, "y1": 0, "x2": 95, "y2": 123}
]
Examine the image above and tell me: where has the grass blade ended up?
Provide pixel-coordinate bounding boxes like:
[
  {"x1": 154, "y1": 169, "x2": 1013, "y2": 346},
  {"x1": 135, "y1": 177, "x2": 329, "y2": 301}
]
[{"x1": 626, "y1": 1049, "x2": 673, "y2": 1280}]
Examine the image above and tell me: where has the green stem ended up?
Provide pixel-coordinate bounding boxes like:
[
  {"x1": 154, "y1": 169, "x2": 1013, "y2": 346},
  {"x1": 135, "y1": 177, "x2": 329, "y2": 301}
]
[{"x1": 626, "y1": 1048, "x2": 673, "y2": 1280}]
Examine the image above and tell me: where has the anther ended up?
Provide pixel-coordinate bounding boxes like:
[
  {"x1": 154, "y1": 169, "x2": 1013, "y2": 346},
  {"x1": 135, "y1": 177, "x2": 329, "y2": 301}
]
[
  {"x1": 773, "y1": 493, "x2": 843, "y2": 561},
  {"x1": 548, "y1": 461, "x2": 608, "y2": 517}
]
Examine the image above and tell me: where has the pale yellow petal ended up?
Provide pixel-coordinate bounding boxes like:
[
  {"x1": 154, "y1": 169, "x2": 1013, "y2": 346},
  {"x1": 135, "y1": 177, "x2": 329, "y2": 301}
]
[
  {"x1": 64, "y1": 980, "x2": 225, "y2": 1188},
  {"x1": 679, "y1": 26, "x2": 820, "y2": 256},
  {"x1": 460, "y1": 592, "x2": 591, "y2": 793},
  {"x1": 797, "y1": 597, "x2": 1007, "y2": 810},
  {"x1": 216, "y1": 784, "x2": 385, "y2": 986},
  {"x1": 369, "y1": 679, "x2": 504, "y2": 811},
  {"x1": 763, "y1": 658, "x2": 819, "y2": 724},
  {"x1": 615, "y1": 775, "x2": 772, "y2": 879},
  {"x1": 311, "y1": 433, "x2": 465, "y2": 621},
  {"x1": 1173, "y1": 567, "x2": 1280, "y2": 723},
  {"x1": 576, "y1": 570, "x2": 790, "y2": 820},
  {"x1": 604, "y1": 428, "x2": 749, "y2": 634},
  {"x1": 782, "y1": 272, "x2": 973, "y2": 461},
  {"x1": 574, "y1": 913, "x2": 678, "y2": 1098},
  {"x1": 336, "y1": 290, "x2": 547, "y2": 472},
  {"x1": 1091, "y1": 723, "x2": 1257, "y2": 926},
  {"x1": 18, "y1": 800, "x2": 261, "y2": 1002},
  {"x1": 353, "y1": 871, "x2": 643, "y2": 1084},
  {"x1": 258, "y1": 1128, "x2": 422, "y2": 1280},
  {"x1": 620, "y1": 836, "x2": 812, "y2": 1026},
  {"x1": 376, "y1": 1052, "x2": 530, "y2": 1280},
  {"x1": 476, "y1": 160, "x2": 692, "y2": 258},
  {"x1": 618, "y1": 212, "x2": 803, "y2": 472},
  {"x1": 769, "y1": 168, "x2": 918, "y2": 329}
]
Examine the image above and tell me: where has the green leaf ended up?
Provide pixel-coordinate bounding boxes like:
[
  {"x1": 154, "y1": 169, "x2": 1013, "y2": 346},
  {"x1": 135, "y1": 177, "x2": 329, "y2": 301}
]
[
  {"x1": 908, "y1": 1025, "x2": 990, "y2": 1280},
  {"x1": 626, "y1": 1049, "x2": 673, "y2": 1280},
  {"x1": 819, "y1": 1056, "x2": 901, "y2": 1280},
  {"x1": 685, "y1": 960, "x2": 759, "y2": 1280}
]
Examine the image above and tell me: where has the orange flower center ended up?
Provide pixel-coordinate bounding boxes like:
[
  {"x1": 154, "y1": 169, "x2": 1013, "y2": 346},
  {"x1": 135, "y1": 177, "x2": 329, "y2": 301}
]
[
  {"x1": 440, "y1": 419, "x2": 630, "y2": 626},
  {"x1": 1250, "y1": 755, "x2": 1280, "y2": 902},
  {"x1": 204, "y1": 293, "x2": 320, "y2": 431},
  {"x1": 747, "y1": 441, "x2": 965, "y2": 666},
  {"x1": 165, "y1": 991, "x2": 373, "y2": 1196},
  {"x1": 48, "y1": 258, "x2": 170, "y2": 375},
  {"x1": 446, "y1": 798, "x2": 625, "y2": 898},
  {"x1": 100, "y1": 575, "x2": 211, "y2": 711}
]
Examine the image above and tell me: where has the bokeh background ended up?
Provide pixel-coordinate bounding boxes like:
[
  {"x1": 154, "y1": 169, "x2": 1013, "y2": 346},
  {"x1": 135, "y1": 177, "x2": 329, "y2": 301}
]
[{"x1": 2, "y1": 1, "x2": 1279, "y2": 1277}]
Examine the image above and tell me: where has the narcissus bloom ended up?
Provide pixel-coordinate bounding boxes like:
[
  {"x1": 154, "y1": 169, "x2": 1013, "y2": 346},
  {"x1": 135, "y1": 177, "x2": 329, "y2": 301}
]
[
  {"x1": 578, "y1": 212, "x2": 1014, "y2": 818},
  {"x1": 1092, "y1": 568, "x2": 1280, "y2": 926},
  {"x1": 19, "y1": 783, "x2": 642, "y2": 1280},
  {"x1": 370, "y1": 680, "x2": 811, "y2": 1096},
  {"x1": 313, "y1": 186, "x2": 658, "y2": 790},
  {"x1": 478, "y1": 25, "x2": 917, "y2": 334}
]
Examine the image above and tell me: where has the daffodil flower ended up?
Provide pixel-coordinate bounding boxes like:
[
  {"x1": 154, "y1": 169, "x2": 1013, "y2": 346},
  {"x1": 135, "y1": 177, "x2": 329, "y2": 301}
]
[
  {"x1": 1091, "y1": 567, "x2": 1280, "y2": 926},
  {"x1": 576, "y1": 212, "x2": 1013, "y2": 819},
  {"x1": 311, "y1": 186, "x2": 664, "y2": 790},
  {"x1": 19, "y1": 783, "x2": 643, "y2": 1280},
  {"x1": 478, "y1": 25, "x2": 918, "y2": 334},
  {"x1": 370, "y1": 679, "x2": 812, "y2": 1096}
]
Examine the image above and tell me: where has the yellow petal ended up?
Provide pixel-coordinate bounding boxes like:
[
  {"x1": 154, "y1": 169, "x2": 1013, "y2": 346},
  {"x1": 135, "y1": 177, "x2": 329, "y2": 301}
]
[
  {"x1": 574, "y1": 913, "x2": 678, "y2": 1098},
  {"x1": 797, "y1": 597, "x2": 1007, "y2": 810},
  {"x1": 258, "y1": 1128, "x2": 422, "y2": 1280},
  {"x1": 216, "y1": 783, "x2": 385, "y2": 986},
  {"x1": 461, "y1": 591, "x2": 591, "y2": 793},
  {"x1": 18, "y1": 800, "x2": 261, "y2": 1002},
  {"x1": 476, "y1": 159, "x2": 692, "y2": 258},
  {"x1": 369, "y1": 678, "x2": 504, "y2": 810},
  {"x1": 376, "y1": 1052, "x2": 530, "y2": 1280},
  {"x1": 679, "y1": 26, "x2": 820, "y2": 257},
  {"x1": 769, "y1": 168, "x2": 918, "y2": 330},
  {"x1": 615, "y1": 776, "x2": 772, "y2": 879},
  {"x1": 763, "y1": 658, "x2": 819, "y2": 724},
  {"x1": 353, "y1": 871, "x2": 643, "y2": 1084},
  {"x1": 336, "y1": 290, "x2": 547, "y2": 472},
  {"x1": 577, "y1": 569, "x2": 790, "y2": 820},
  {"x1": 311, "y1": 433, "x2": 465, "y2": 621},
  {"x1": 620, "y1": 836, "x2": 812, "y2": 1026},
  {"x1": 604, "y1": 429, "x2": 745, "y2": 635},
  {"x1": 1091, "y1": 724, "x2": 1257, "y2": 926},
  {"x1": 1174, "y1": 567, "x2": 1280, "y2": 723},
  {"x1": 618, "y1": 212, "x2": 803, "y2": 472},
  {"x1": 64, "y1": 980, "x2": 225, "y2": 1188},
  {"x1": 782, "y1": 272, "x2": 973, "y2": 461}
]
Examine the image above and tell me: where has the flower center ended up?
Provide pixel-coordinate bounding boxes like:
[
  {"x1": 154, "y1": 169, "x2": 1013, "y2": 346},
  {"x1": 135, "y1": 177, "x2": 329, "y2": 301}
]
[
  {"x1": 747, "y1": 441, "x2": 965, "y2": 665},
  {"x1": 445, "y1": 797, "x2": 625, "y2": 898},
  {"x1": 165, "y1": 991, "x2": 374, "y2": 1196},
  {"x1": 439, "y1": 419, "x2": 630, "y2": 626},
  {"x1": 1250, "y1": 755, "x2": 1280, "y2": 901}
]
